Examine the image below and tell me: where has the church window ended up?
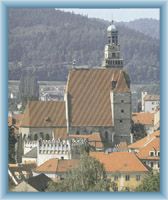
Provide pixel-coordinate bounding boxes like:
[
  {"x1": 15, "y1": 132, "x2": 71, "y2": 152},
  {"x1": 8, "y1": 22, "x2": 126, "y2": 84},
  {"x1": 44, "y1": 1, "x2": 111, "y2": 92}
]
[{"x1": 105, "y1": 131, "x2": 108, "y2": 140}]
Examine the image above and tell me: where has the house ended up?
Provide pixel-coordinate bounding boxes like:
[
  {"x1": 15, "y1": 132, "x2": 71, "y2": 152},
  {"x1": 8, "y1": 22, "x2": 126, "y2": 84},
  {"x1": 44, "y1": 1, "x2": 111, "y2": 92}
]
[
  {"x1": 132, "y1": 111, "x2": 160, "y2": 135},
  {"x1": 33, "y1": 158, "x2": 79, "y2": 181},
  {"x1": 128, "y1": 130, "x2": 160, "y2": 172},
  {"x1": 90, "y1": 152, "x2": 148, "y2": 191},
  {"x1": 141, "y1": 92, "x2": 160, "y2": 112}
]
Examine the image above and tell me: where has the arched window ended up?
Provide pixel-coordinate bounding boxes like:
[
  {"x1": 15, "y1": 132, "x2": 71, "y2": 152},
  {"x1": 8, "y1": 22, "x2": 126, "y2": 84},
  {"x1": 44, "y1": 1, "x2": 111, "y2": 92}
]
[
  {"x1": 45, "y1": 134, "x2": 50, "y2": 140},
  {"x1": 40, "y1": 132, "x2": 44, "y2": 140},
  {"x1": 34, "y1": 134, "x2": 38, "y2": 140}
]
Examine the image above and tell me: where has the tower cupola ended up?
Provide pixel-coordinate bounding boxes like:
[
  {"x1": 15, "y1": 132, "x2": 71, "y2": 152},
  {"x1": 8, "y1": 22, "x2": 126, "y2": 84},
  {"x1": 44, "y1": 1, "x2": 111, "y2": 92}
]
[{"x1": 103, "y1": 20, "x2": 123, "y2": 69}]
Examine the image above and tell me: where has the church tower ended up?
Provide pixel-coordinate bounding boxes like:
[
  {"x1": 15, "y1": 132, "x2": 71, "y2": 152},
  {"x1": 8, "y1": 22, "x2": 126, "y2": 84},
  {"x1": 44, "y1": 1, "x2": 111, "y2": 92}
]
[{"x1": 103, "y1": 21, "x2": 123, "y2": 68}]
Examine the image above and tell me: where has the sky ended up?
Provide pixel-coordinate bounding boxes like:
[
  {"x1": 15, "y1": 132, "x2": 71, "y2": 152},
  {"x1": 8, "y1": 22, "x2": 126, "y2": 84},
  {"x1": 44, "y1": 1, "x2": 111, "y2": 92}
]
[{"x1": 58, "y1": 8, "x2": 160, "y2": 22}]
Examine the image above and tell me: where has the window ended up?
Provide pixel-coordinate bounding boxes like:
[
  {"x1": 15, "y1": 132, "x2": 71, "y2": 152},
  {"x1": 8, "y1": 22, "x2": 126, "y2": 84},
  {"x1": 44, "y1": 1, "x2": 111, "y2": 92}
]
[
  {"x1": 121, "y1": 100, "x2": 124, "y2": 103},
  {"x1": 40, "y1": 132, "x2": 44, "y2": 140},
  {"x1": 150, "y1": 162, "x2": 154, "y2": 168},
  {"x1": 120, "y1": 120, "x2": 123, "y2": 123},
  {"x1": 158, "y1": 162, "x2": 160, "y2": 168},
  {"x1": 45, "y1": 134, "x2": 50, "y2": 140},
  {"x1": 121, "y1": 109, "x2": 124, "y2": 113},
  {"x1": 61, "y1": 156, "x2": 64, "y2": 160},
  {"x1": 114, "y1": 186, "x2": 118, "y2": 191},
  {"x1": 105, "y1": 131, "x2": 108, "y2": 140},
  {"x1": 125, "y1": 187, "x2": 130, "y2": 191},
  {"x1": 150, "y1": 151, "x2": 155, "y2": 157},
  {"x1": 125, "y1": 175, "x2": 130, "y2": 181},
  {"x1": 34, "y1": 134, "x2": 38, "y2": 140},
  {"x1": 114, "y1": 176, "x2": 118, "y2": 181},
  {"x1": 157, "y1": 151, "x2": 160, "y2": 156},
  {"x1": 136, "y1": 175, "x2": 141, "y2": 181}
]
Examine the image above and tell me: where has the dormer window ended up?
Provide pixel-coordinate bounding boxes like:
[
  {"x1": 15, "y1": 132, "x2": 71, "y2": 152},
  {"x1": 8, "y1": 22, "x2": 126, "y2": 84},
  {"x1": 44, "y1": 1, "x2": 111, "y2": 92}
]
[
  {"x1": 112, "y1": 81, "x2": 117, "y2": 89},
  {"x1": 149, "y1": 151, "x2": 155, "y2": 157}
]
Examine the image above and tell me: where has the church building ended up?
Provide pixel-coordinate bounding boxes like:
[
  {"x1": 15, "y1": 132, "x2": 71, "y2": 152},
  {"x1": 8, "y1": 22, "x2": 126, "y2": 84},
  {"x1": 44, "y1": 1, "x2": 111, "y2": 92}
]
[{"x1": 19, "y1": 21, "x2": 132, "y2": 158}]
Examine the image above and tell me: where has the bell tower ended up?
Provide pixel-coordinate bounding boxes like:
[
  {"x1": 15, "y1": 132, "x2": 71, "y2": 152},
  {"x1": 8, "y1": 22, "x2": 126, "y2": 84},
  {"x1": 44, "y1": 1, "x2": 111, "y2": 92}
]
[{"x1": 103, "y1": 20, "x2": 123, "y2": 69}]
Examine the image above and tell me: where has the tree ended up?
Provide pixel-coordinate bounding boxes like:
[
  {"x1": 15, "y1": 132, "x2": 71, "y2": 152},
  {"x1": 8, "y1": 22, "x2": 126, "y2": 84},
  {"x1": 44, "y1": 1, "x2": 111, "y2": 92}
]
[
  {"x1": 46, "y1": 154, "x2": 115, "y2": 192},
  {"x1": 8, "y1": 126, "x2": 17, "y2": 163},
  {"x1": 131, "y1": 122, "x2": 147, "y2": 142},
  {"x1": 135, "y1": 172, "x2": 160, "y2": 192}
]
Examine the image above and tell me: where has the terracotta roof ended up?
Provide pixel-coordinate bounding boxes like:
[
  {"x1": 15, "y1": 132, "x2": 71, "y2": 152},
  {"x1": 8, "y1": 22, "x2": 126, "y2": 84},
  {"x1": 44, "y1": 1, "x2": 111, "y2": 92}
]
[
  {"x1": 67, "y1": 68, "x2": 130, "y2": 127},
  {"x1": 34, "y1": 159, "x2": 79, "y2": 173},
  {"x1": 132, "y1": 112, "x2": 154, "y2": 125},
  {"x1": 137, "y1": 137, "x2": 160, "y2": 160},
  {"x1": 34, "y1": 159, "x2": 59, "y2": 173},
  {"x1": 128, "y1": 130, "x2": 160, "y2": 150},
  {"x1": 144, "y1": 95, "x2": 160, "y2": 101},
  {"x1": 69, "y1": 133, "x2": 104, "y2": 149},
  {"x1": 20, "y1": 101, "x2": 66, "y2": 127},
  {"x1": 53, "y1": 127, "x2": 67, "y2": 140},
  {"x1": 90, "y1": 152, "x2": 148, "y2": 173},
  {"x1": 56, "y1": 159, "x2": 79, "y2": 173}
]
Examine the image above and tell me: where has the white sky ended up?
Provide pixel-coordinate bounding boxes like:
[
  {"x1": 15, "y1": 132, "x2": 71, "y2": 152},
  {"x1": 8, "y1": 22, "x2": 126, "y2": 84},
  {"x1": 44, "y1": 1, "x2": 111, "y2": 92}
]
[{"x1": 58, "y1": 8, "x2": 160, "y2": 22}]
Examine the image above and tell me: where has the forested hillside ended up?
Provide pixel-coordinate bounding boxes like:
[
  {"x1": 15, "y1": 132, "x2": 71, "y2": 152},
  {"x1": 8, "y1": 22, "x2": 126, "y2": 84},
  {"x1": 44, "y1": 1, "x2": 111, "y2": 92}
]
[
  {"x1": 8, "y1": 8, "x2": 160, "y2": 84},
  {"x1": 119, "y1": 18, "x2": 159, "y2": 39}
]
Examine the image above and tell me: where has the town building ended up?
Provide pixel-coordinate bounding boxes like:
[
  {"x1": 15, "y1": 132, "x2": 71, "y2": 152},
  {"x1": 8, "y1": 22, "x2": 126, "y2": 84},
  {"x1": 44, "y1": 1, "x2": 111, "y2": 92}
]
[
  {"x1": 132, "y1": 110, "x2": 160, "y2": 135},
  {"x1": 128, "y1": 130, "x2": 160, "y2": 172},
  {"x1": 141, "y1": 92, "x2": 160, "y2": 112},
  {"x1": 90, "y1": 151, "x2": 148, "y2": 191}
]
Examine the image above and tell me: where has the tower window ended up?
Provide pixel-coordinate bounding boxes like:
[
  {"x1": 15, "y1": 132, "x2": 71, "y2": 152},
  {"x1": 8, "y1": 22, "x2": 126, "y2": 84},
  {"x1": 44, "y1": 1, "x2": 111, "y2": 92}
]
[
  {"x1": 121, "y1": 109, "x2": 124, "y2": 113},
  {"x1": 120, "y1": 120, "x2": 123, "y2": 123},
  {"x1": 121, "y1": 100, "x2": 124, "y2": 103}
]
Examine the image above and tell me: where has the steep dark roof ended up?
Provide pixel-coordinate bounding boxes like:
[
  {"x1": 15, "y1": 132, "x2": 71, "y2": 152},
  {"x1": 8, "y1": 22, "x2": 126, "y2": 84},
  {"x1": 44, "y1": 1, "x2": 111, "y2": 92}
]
[{"x1": 27, "y1": 173, "x2": 52, "y2": 192}]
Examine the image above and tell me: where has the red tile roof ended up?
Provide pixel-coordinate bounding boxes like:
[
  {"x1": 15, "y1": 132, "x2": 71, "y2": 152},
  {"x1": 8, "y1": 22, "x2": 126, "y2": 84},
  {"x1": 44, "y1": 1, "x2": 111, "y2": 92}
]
[
  {"x1": 128, "y1": 130, "x2": 160, "y2": 150},
  {"x1": 20, "y1": 101, "x2": 66, "y2": 127},
  {"x1": 137, "y1": 137, "x2": 160, "y2": 160},
  {"x1": 132, "y1": 112, "x2": 154, "y2": 125},
  {"x1": 67, "y1": 68, "x2": 130, "y2": 127},
  {"x1": 34, "y1": 159, "x2": 79, "y2": 173},
  {"x1": 90, "y1": 152, "x2": 148, "y2": 173}
]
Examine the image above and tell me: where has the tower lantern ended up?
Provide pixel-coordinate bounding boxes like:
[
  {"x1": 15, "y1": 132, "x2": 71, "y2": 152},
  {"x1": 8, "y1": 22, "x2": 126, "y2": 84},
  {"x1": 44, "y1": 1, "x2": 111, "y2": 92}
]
[{"x1": 103, "y1": 20, "x2": 123, "y2": 69}]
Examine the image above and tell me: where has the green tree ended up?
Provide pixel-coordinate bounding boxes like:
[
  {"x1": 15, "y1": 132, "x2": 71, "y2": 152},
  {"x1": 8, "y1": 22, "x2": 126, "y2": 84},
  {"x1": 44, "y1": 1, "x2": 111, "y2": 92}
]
[
  {"x1": 132, "y1": 122, "x2": 147, "y2": 142},
  {"x1": 8, "y1": 126, "x2": 17, "y2": 163},
  {"x1": 135, "y1": 172, "x2": 160, "y2": 192},
  {"x1": 46, "y1": 154, "x2": 115, "y2": 192}
]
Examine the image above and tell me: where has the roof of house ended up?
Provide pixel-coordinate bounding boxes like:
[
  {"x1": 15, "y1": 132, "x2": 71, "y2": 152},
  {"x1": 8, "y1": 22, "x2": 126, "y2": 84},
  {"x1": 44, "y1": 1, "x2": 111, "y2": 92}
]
[
  {"x1": 90, "y1": 152, "x2": 148, "y2": 173},
  {"x1": 20, "y1": 101, "x2": 66, "y2": 127},
  {"x1": 69, "y1": 133, "x2": 104, "y2": 149},
  {"x1": 137, "y1": 137, "x2": 160, "y2": 160},
  {"x1": 23, "y1": 147, "x2": 37, "y2": 158},
  {"x1": 27, "y1": 173, "x2": 52, "y2": 191},
  {"x1": 53, "y1": 127, "x2": 67, "y2": 140},
  {"x1": 66, "y1": 68, "x2": 130, "y2": 127},
  {"x1": 144, "y1": 95, "x2": 160, "y2": 101},
  {"x1": 132, "y1": 112, "x2": 154, "y2": 125},
  {"x1": 11, "y1": 181, "x2": 38, "y2": 192},
  {"x1": 34, "y1": 159, "x2": 79, "y2": 174},
  {"x1": 128, "y1": 130, "x2": 160, "y2": 150}
]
